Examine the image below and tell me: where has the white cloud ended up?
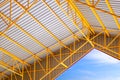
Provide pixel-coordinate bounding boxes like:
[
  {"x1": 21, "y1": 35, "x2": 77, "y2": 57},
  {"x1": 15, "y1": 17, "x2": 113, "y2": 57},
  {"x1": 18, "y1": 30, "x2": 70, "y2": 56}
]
[
  {"x1": 77, "y1": 69, "x2": 96, "y2": 76},
  {"x1": 85, "y1": 49, "x2": 120, "y2": 64}
]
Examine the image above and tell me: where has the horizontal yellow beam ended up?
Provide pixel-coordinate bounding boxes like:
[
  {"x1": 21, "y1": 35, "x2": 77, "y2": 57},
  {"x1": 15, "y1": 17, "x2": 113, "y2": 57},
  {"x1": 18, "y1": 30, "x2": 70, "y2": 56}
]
[
  {"x1": 1, "y1": 33, "x2": 42, "y2": 61},
  {"x1": 42, "y1": 0, "x2": 79, "y2": 41},
  {"x1": 86, "y1": 0, "x2": 109, "y2": 36},
  {"x1": 0, "y1": 48, "x2": 29, "y2": 65},
  {"x1": 77, "y1": 0, "x2": 120, "y2": 18},
  {"x1": 0, "y1": 0, "x2": 9, "y2": 8},
  {"x1": 105, "y1": 0, "x2": 120, "y2": 30},
  {"x1": 65, "y1": 0, "x2": 94, "y2": 47},
  {"x1": 66, "y1": 0, "x2": 94, "y2": 33},
  {"x1": 14, "y1": 0, "x2": 72, "y2": 52},
  {"x1": 0, "y1": 60, "x2": 22, "y2": 77},
  {"x1": 0, "y1": 0, "x2": 38, "y2": 36}
]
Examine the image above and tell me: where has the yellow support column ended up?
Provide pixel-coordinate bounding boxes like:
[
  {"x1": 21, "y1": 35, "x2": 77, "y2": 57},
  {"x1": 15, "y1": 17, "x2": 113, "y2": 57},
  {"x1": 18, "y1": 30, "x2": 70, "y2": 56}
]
[
  {"x1": 0, "y1": 60, "x2": 22, "y2": 77},
  {"x1": 105, "y1": 0, "x2": 120, "y2": 30},
  {"x1": 66, "y1": 0, "x2": 94, "y2": 33},
  {"x1": 86, "y1": 0, "x2": 109, "y2": 36}
]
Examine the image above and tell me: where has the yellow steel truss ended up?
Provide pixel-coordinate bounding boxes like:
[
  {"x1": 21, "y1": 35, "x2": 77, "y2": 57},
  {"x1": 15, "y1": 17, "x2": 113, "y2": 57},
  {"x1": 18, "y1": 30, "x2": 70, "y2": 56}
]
[{"x1": 0, "y1": 0, "x2": 120, "y2": 80}]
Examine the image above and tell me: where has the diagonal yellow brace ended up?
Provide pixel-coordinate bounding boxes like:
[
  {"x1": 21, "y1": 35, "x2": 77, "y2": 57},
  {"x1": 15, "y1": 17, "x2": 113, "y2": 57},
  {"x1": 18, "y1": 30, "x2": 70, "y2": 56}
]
[
  {"x1": 86, "y1": 0, "x2": 109, "y2": 36},
  {"x1": 14, "y1": 0, "x2": 72, "y2": 52},
  {"x1": 55, "y1": 0, "x2": 94, "y2": 47},
  {"x1": 0, "y1": 60, "x2": 22, "y2": 77},
  {"x1": 42, "y1": 0, "x2": 80, "y2": 41},
  {"x1": 105, "y1": 0, "x2": 120, "y2": 30},
  {"x1": 1, "y1": 32, "x2": 41, "y2": 61},
  {"x1": 60, "y1": 62, "x2": 68, "y2": 68},
  {"x1": 0, "y1": 48, "x2": 29, "y2": 66},
  {"x1": 1, "y1": 13, "x2": 62, "y2": 66},
  {"x1": 66, "y1": 0, "x2": 95, "y2": 33},
  {"x1": 0, "y1": 0, "x2": 38, "y2": 36},
  {"x1": 0, "y1": 12, "x2": 60, "y2": 61},
  {"x1": 0, "y1": 0, "x2": 10, "y2": 8}
]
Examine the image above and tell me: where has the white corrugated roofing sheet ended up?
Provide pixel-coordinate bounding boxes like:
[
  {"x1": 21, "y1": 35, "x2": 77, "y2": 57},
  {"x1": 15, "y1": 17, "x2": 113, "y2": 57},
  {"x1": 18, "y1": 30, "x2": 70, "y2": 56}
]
[{"x1": 0, "y1": 0, "x2": 120, "y2": 78}]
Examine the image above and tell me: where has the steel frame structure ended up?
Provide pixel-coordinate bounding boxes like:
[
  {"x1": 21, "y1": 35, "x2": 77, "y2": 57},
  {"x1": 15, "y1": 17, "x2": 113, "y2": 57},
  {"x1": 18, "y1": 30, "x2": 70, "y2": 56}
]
[{"x1": 0, "y1": 0, "x2": 120, "y2": 80}]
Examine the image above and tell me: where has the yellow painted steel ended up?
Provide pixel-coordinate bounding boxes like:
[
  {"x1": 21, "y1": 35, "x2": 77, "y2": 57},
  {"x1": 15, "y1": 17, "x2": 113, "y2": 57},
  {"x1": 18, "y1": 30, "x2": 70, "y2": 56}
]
[
  {"x1": 0, "y1": 0, "x2": 120, "y2": 80},
  {"x1": 14, "y1": 0, "x2": 72, "y2": 52},
  {"x1": 0, "y1": 60, "x2": 22, "y2": 77},
  {"x1": 56, "y1": 0, "x2": 94, "y2": 47},
  {"x1": 0, "y1": 0, "x2": 38, "y2": 36},
  {"x1": 39, "y1": 41, "x2": 89, "y2": 80},
  {"x1": 0, "y1": 0, "x2": 9, "y2": 8},
  {"x1": 1, "y1": 33, "x2": 41, "y2": 61},
  {"x1": 66, "y1": 0, "x2": 94, "y2": 33},
  {"x1": 94, "y1": 0, "x2": 100, "y2": 6},
  {"x1": 77, "y1": 0, "x2": 120, "y2": 18},
  {"x1": 105, "y1": 0, "x2": 120, "y2": 30},
  {"x1": 86, "y1": 0, "x2": 109, "y2": 36},
  {"x1": 107, "y1": 33, "x2": 120, "y2": 47},
  {"x1": 60, "y1": 62, "x2": 68, "y2": 68},
  {"x1": 0, "y1": 12, "x2": 60, "y2": 62},
  {"x1": 0, "y1": 48, "x2": 28, "y2": 65},
  {"x1": 41, "y1": 0, "x2": 79, "y2": 41}
]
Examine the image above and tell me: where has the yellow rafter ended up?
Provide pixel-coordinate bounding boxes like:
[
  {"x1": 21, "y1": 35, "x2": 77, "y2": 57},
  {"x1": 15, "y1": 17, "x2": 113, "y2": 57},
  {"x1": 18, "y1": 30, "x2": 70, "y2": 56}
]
[
  {"x1": 0, "y1": 60, "x2": 22, "y2": 77},
  {"x1": 0, "y1": 0, "x2": 10, "y2": 8},
  {"x1": 1, "y1": 33, "x2": 41, "y2": 61},
  {"x1": 0, "y1": 48, "x2": 29, "y2": 65},
  {"x1": 0, "y1": 0, "x2": 38, "y2": 36},
  {"x1": 86, "y1": 0, "x2": 109, "y2": 36},
  {"x1": 0, "y1": 12, "x2": 60, "y2": 62},
  {"x1": 14, "y1": 0, "x2": 72, "y2": 52},
  {"x1": 77, "y1": 0, "x2": 120, "y2": 18},
  {"x1": 42, "y1": 0, "x2": 79, "y2": 41},
  {"x1": 105, "y1": 0, "x2": 120, "y2": 30},
  {"x1": 66, "y1": 0, "x2": 95, "y2": 33},
  {"x1": 56, "y1": 0, "x2": 94, "y2": 47}
]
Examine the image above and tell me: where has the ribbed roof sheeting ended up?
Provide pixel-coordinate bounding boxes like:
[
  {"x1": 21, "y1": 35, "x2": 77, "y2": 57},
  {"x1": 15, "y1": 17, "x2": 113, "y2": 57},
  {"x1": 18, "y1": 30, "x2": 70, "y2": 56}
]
[
  {"x1": 29, "y1": 1, "x2": 72, "y2": 40},
  {"x1": 0, "y1": 17, "x2": 9, "y2": 33},
  {"x1": 76, "y1": 0, "x2": 120, "y2": 30},
  {"x1": 109, "y1": 0, "x2": 120, "y2": 16},
  {"x1": 17, "y1": 13, "x2": 58, "y2": 46},
  {"x1": 0, "y1": 51, "x2": 11, "y2": 65},
  {"x1": 76, "y1": 3, "x2": 101, "y2": 28},
  {"x1": 46, "y1": 0, "x2": 79, "y2": 32},
  {"x1": 6, "y1": 26, "x2": 43, "y2": 54},
  {"x1": 0, "y1": 0, "x2": 120, "y2": 78},
  {"x1": 0, "y1": 35, "x2": 31, "y2": 60}
]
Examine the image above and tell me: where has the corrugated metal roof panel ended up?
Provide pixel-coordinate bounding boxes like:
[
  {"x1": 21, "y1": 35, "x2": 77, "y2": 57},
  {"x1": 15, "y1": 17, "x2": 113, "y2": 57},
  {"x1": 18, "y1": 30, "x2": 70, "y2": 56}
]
[
  {"x1": 1, "y1": 36, "x2": 31, "y2": 60},
  {"x1": 6, "y1": 26, "x2": 44, "y2": 54}
]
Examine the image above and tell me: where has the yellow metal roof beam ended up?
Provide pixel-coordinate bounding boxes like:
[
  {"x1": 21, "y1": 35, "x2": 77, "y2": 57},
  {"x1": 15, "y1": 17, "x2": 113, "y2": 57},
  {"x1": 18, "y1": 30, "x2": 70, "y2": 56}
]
[
  {"x1": 0, "y1": 60, "x2": 22, "y2": 77},
  {"x1": 64, "y1": 0, "x2": 94, "y2": 47},
  {"x1": 1, "y1": 13, "x2": 62, "y2": 72},
  {"x1": 86, "y1": 0, "x2": 109, "y2": 36},
  {"x1": 0, "y1": 0, "x2": 38, "y2": 36},
  {"x1": 39, "y1": 40, "x2": 89, "y2": 80},
  {"x1": 66, "y1": 0, "x2": 94, "y2": 33},
  {"x1": 1, "y1": 33, "x2": 41, "y2": 61},
  {"x1": 42, "y1": 0, "x2": 79, "y2": 41},
  {"x1": 1, "y1": 13, "x2": 61, "y2": 64},
  {"x1": 0, "y1": 12, "x2": 44, "y2": 61},
  {"x1": 14, "y1": 0, "x2": 72, "y2": 52},
  {"x1": 105, "y1": 0, "x2": 120, "y2": 30},
  {"x1": 94, "y1": 0, "x2": 100, "y2": 6},
  {"x1": 0, "y1": 48, "x2": 29, "y2": 65},
  {"x1": 55, "y1": 0, "x2": 94, "y2": 47},
  {"x1": 77, "y1": 0, "x2": 120, "y2": 18},
  {"x1": 0, "y1": 0, "x2": 10, "y2": 8}
]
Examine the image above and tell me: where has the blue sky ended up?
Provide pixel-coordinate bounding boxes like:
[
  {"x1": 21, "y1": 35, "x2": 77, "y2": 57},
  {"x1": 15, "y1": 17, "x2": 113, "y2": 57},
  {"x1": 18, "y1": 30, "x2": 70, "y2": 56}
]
[{"x1": 56, "y1": 49, "x2": 120, "y2": 80}]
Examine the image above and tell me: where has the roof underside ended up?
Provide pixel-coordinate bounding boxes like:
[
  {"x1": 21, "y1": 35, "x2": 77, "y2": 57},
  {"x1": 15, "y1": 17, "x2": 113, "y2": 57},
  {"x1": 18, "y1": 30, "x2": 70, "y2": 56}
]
[{"x1": 0, "y1": 0, "x2": 120, "y2": 78}]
